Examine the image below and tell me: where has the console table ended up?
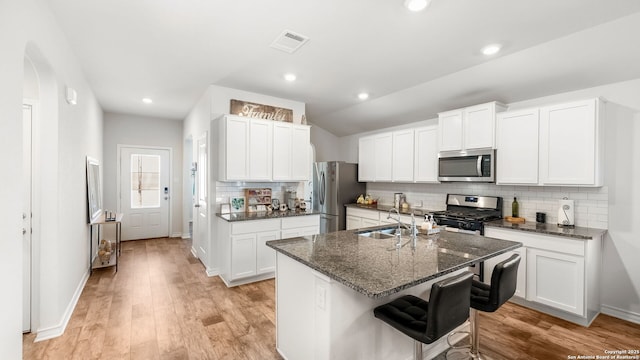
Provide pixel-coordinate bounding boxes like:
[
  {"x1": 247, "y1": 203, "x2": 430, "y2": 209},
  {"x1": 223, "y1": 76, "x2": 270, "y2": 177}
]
[{"x1": 89, "y1": 213, "x2": 123, "y2": 273}]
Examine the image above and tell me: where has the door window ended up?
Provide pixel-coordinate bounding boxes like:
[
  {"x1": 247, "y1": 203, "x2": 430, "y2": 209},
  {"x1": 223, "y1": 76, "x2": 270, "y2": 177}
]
[{"x1": 130, "y1": 154, "x2": 161, "y2": 208}]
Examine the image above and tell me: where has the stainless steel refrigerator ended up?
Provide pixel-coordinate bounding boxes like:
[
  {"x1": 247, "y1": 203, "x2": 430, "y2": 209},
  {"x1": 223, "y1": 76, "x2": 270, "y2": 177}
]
[{"x1": 313, "y1": 162, "x2": 366, "y2": 233}]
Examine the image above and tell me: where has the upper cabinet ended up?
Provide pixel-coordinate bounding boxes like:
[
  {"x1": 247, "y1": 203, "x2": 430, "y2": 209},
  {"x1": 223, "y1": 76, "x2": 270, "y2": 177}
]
[
  {"x1": 358, "y1": 133, "x2": 393, "y2": 182},
  {"x1": 272, "y1": 122, "x2": 311, "y2": 181},
  {"x1": 438, "y1": 101, "x2": 507, "y2": 151},
  {"x1": 495, "y1": 98, "x2": 604, "y2": 187},
  {"x1": 539, "y1": 99, "x2": 604, "y2": 186},
  {"x1": 358, "y1": 125, "x2": 439, "y2": 183},
  {"x1": 392, "y1": 129, "x2": 415, "y2": 182},
  {"x1": 414, "y1": 126, "x2": 439, "y2": 183},
  {"x1": 219, "y1": 115, "x2": 310, "y2": 182},
  {"x1": 496, "y1": 108, "x2": 540, "y2": 185}
]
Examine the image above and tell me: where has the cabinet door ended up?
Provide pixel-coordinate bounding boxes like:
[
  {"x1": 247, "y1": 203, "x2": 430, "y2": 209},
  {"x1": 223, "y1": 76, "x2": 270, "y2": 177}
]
[
  {"x1": 231, "y1": 234, "x2": 257, "y2": 280},
  {"x1": 527, "y1": 248, "x2": 585, "y2": 315},
  {"x1": 291, "y1": 125, "x2": 311, "y2": 181},
  {"x1": 482, "y1": 248, "x2": 526, "y2": 299},
  {"x1": 358, "y1": 136, "x2": 376, "y2": 181},
  {"x1": 346, "y1": 215, "x2": 362, "y2": 230},
  {"x1": 375, "y1": 133, "x2": 393, "y2": 182},
  {"x1": 438, "y1": 110, "x2": 463, "y2": 151},
  {"x1": 225, "y1": 117, "x2": 249, "y2": 180},
  {"x1": 361, "y1": 218, "x2": 380, "y2": 228},
  {"x1": 540, "y1": 99, "x2": 598, "y2": 185},
  {"x1": 256, "y1": 230, "x2": 279, "y2": 274},
  {"x1": 392, "y1": 130, "x2": 415, "y2": 182},
  {"x1": 496, "y1": 108, "x2": 540, "y2": 184},
  {"x1": 249, "y1": 119, "x2": 273, "y2": 180},
  {"x1": 414, "y1": 126, "x2": 439, "y2": 183},
  {"x1": 273, "y1": 123, "x2": 293, "y2": 180},
  {"x1": 463, "y1": 103, "x2": 495, "y2": 149}
]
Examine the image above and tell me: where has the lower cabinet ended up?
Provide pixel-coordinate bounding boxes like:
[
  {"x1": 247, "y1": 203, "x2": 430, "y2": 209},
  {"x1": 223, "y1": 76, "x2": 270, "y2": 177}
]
[
  {"x1": 219, "y1": 215, "x2": 320, "y2": 287},
  {"x1": 483, "y1": 227, "x2": 601, "y2": 326},
  {"x1": 345, "y1": 207, "x2": 381, "y2": 230}
]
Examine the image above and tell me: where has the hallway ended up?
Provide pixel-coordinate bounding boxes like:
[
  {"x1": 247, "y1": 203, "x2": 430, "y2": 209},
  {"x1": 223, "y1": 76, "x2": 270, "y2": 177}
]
[{"x1": 23, "y1": 238, "x2": 279, "y2": 359}]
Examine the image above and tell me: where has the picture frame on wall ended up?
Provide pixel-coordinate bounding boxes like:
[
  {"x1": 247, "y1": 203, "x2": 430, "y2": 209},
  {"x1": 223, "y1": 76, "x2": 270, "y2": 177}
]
[{"x1": 230, "y1": 197, "x2": 245, "y2": 212}]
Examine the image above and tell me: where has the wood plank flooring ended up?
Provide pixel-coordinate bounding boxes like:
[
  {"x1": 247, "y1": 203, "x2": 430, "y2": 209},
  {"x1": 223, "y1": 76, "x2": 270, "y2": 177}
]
[{"x1": 23, "y1": 237, "x2": 640, "y2": 360}]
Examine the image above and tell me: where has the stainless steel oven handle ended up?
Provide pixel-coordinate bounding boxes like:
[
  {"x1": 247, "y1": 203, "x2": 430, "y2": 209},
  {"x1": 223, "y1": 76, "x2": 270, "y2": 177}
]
[{"x1": 476, "y1": 155, "x2": 483, "y2": 177}]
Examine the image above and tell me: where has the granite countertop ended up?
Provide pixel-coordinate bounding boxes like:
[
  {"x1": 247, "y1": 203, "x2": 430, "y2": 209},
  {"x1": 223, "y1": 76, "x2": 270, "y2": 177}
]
[
  {"x1": 485, "y1": 220, "x2": 607, "y2": 240},
  {"x1": 216, "y1": 209, "x2": 321, "y2": 222},
  {"x1": 266, "y1": 225, "x2": 521, "y2": 299},
  {"x1": 345, "y1": 203, "x2": 439, "y2": 216}
]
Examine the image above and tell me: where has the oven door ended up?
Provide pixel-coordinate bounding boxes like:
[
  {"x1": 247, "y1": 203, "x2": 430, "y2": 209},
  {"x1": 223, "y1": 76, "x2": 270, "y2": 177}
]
[{"x1": 438, "y1": 149, "x2": 495, "y2": 182}]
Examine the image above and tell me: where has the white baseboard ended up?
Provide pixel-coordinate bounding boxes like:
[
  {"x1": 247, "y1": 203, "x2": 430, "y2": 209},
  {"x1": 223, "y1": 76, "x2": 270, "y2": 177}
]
[
  {"x1": 206, "y1": 267, "x2": 219, "y2": 277},
  {"x1": 171, "y1": 232, "x2": 183, "y2": 238},
  {"x1": 181, "y1": 233, "x2": 191, "y2": 239},
  {"x1": 190, "y1": 247, "x2": 197, "y2": 258},
  {"x1": 601, "y1": 304, "x2": 640, "y2": 324},
  {"x1": 34, "y1": 271, "x2": 89, "y2": 342}
]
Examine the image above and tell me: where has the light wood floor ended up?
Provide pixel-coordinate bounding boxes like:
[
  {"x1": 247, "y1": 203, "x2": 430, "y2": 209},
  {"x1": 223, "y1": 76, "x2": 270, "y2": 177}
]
[{"x1": 23, "y1": 237, "x2": 640, "y2": 360}]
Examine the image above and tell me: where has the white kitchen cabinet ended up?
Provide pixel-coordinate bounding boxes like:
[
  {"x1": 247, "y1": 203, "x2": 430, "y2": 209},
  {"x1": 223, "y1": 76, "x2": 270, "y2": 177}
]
[
  {"x1": 273, "y1": 123, "x2": 311, "y2": 181},
  {"x1": 392, "y1": 129, "x2": 415, "y2": 182},
  {"x1": 346, "y1": 215, "x2": 361, "y2": 230},
  {"x1": 220, "y1": 115, "x2": 250, "y2": 181},
  {"x1": 346, "y1": 207, "x2": 381, "y2": 229},
  {"x1": 414, "y1": 126, "x2": 439, "y2": 183},
  {"x1": 483, "y1": 226, "x2": 602, "y2": 326},
  {"x1": 249, "y1": 119, "x2": 273, "y2": 180},
  {"x1": 526, "y1": 248, "x2": 585, "y2": 316},
  {"x1": 358, "y1": 133, "x2": 392, "y2": 182},
  {"x1": 231, "y1": 233, "x2": 257, "y2": 279},
  {"x1": 438, "y1": 102, "x2": 506, "y2": 151},
  {"x1": 438, "y1": 110, "x2": 463, "y2": 152},
  {"x1": 281, "y1": 215, "x2": 321, "y2": 239},
  {"x1": 495, "y1": 108, "x2": 540, "y2": 185},
  {"x1": 291, "y1": 124, "x2": 311, "y2": 180},
  {"x1": 482, "y1": 247, "x2": 526, "y2": 299},
  {"x1": 256, "y1": 230, "x2": 279, "y2": 274},
  {"x1": 539, "y1": 98, "x2": 604, "y2": 186}
]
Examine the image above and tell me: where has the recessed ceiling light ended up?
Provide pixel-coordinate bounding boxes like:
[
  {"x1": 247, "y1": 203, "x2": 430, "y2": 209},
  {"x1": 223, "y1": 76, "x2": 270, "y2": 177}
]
[
  {"x1": 284, "y1": 73, "x2": 297, "y2": 82},
  {"x1": 404, "y1": 0, "x2": 431, "y2": 12},
  {"x1": 481, "y1": 44, "x2": 502, "y2": 56},
  {"x1": 142, "y1": 98, "x2": 153, "y2": 104},
  {"x1": 358, "y1": 92, "x2": 369, "y2": 100}
]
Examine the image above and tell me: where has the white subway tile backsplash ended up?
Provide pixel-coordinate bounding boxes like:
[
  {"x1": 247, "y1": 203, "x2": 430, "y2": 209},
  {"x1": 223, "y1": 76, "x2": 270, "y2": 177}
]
[{"x1": 365, "y1": 182, "x2": 608, "y2": 229}]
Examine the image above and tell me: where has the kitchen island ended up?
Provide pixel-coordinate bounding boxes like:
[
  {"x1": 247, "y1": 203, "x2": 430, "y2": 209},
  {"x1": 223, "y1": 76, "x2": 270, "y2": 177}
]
[{"x1": 266, "y1": 225, "x2": 521, "y2": 360}]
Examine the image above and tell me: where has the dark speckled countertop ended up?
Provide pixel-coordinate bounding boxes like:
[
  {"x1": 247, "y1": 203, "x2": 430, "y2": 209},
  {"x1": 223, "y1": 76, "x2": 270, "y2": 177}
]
[
  {"x1": 266, "y1": 225, "x2": 521, "y2": 298},
  {"x1": 485, "y1": 220, "x2": 607, "y2": 240},
  {"x1": 216, "y1": 209, "x2": 321, "y2": 222}
]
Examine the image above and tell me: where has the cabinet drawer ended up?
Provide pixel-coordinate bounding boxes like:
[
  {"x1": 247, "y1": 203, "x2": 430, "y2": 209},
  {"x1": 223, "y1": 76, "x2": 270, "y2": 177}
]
[
  {"x1": 281, "y1": 215, "x2": 320, "y2": 229},
  {"x1": 231, "y1": 219, "x2": 280, "y2": 235},
  {"x1": 346, "y1": 208, "x2": 380, "y2": 221},
  {"x1": 485, "y1": 227, "x2": 585, "y2": 256}
]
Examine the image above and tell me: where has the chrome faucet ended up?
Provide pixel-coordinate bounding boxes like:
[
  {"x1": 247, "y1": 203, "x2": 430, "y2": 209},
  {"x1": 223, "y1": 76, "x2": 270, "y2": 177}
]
[{"x1": 387, "y1": 208, "x2": 419, "y2": 249}]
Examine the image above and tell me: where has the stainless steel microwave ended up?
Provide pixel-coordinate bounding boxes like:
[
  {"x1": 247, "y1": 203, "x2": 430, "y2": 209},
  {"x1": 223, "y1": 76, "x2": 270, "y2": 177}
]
[{"x1": 438, "y1": 149, "x2": 495, "y2": 182}]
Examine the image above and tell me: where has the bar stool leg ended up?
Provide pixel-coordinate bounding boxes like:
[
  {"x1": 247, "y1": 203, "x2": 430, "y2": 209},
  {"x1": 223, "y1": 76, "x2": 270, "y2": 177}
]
[
  {"x1": 470, "y1": 308, "x2": 483, "y2": 359},
  {"x1": 414, "y1": 340, "x2": 423, "y2": 360}
]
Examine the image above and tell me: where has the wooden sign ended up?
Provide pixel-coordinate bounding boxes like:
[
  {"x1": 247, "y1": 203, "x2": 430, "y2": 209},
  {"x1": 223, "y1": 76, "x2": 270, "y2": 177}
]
[{"x1": 230, "y1": 99, "x2": 293, "y2": 122}]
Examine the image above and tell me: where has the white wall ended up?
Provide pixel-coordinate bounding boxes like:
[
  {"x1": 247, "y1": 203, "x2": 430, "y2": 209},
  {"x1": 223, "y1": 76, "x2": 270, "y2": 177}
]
[
  {"x1": 103, "y1": 112, "x2": 184, "y2": 237},
  {"x1": 183, "y1": 85, "x2": 306, "y2": 274},
  {"x1": 338, "y1": 78, "x2": 640, "y2": 323},
  {"x1": 0, "y1": 0, "x2": 103, "y2": 355},
  {"x1": 310, "y1": 123, "x2": 341, "y2": 162}
]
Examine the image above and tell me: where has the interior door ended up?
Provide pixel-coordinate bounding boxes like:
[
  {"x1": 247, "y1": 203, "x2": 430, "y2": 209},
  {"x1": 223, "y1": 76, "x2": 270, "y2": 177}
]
[
  {"x1": 22, "y1": 103, "x2": 32, "y2": 333},
  {"x1": 120, "y1": 147, "x2": 170, "y2": 240},
  {"x1": 195, "y1": 133, "x2": 208, "y2": 260}
]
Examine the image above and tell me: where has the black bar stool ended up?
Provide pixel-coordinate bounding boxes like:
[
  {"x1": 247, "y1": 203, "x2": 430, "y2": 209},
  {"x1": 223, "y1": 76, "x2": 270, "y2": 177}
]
[
  {"x1": 374, "y1": 271, "x2": 474, "y2": 360},
  {"x1": 468, "y1": 254, "x2": 521, "y2": 359}
]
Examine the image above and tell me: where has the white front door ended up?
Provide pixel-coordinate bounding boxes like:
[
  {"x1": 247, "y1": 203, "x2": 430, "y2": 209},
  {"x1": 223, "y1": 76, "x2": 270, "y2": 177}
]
[
  {"x1": 119, "y1": 147, "x2": 170, "y2": 240},
  {"x1": 22, "y1": 103, "x2": 33, "y2": 333},
  {"x1": 194, "y1": 133, "x2": 208, "y2": 260}
]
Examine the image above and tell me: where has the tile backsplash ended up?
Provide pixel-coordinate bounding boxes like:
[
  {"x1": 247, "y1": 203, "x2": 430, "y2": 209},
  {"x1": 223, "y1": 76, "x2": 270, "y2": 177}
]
[
  {"x1": 366, "y1": 182, "x2": 608, "y2": 229},
  {"x1": 216, "y1": 181, "x2": 307, "y2": 210}
]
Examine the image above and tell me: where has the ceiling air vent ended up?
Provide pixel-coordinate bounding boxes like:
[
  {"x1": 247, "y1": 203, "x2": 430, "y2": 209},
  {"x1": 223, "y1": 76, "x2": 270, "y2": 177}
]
[{"x1": 270, "y1": 30, "x2": 309, "y2": 54}]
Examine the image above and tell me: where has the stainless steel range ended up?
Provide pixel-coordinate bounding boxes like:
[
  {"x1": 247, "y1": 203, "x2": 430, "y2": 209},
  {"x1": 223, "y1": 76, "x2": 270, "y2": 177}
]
[{"x1": 433, "y1": 194, "x2": 503, "y2": 235}]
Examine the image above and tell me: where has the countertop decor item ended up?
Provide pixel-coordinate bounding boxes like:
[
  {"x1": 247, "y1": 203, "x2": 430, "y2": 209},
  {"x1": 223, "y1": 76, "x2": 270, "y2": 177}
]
[
  {"x1": 230, "y1": 197, "x2": 245, "y2": 212},
  {"x1": 558, "y1": 197, "x2": 575, "y2": 226},
  {"x1": 505, "y1": 216, "x2": 525, "y2": 224},
  {"x1": 230, "y1": 99, "x2": 293, "y2": 122}
]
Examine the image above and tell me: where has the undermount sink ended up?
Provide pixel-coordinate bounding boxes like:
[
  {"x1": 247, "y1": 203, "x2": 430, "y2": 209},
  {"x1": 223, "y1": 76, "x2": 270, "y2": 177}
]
[{"x1": 357, "y1": 226, "x2": 412, "y2": 239}]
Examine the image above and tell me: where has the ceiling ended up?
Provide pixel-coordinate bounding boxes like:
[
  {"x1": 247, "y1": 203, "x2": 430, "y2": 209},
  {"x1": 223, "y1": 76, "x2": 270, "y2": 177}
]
[{"x1": 46, "y1": 0, "x2": 640, "y2": 136}]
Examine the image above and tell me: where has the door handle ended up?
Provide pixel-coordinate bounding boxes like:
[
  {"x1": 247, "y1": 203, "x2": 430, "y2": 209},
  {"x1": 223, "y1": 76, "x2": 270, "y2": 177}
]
[
  {"x1": 22, "y1": 228, "x2": 27, "y2": 235},
  {"x1": 194, "y1": 204, "x2": 201, "y2": 208},
  {"x1": 476, "y1": 155, "x2": 483, "y2": 176}
]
